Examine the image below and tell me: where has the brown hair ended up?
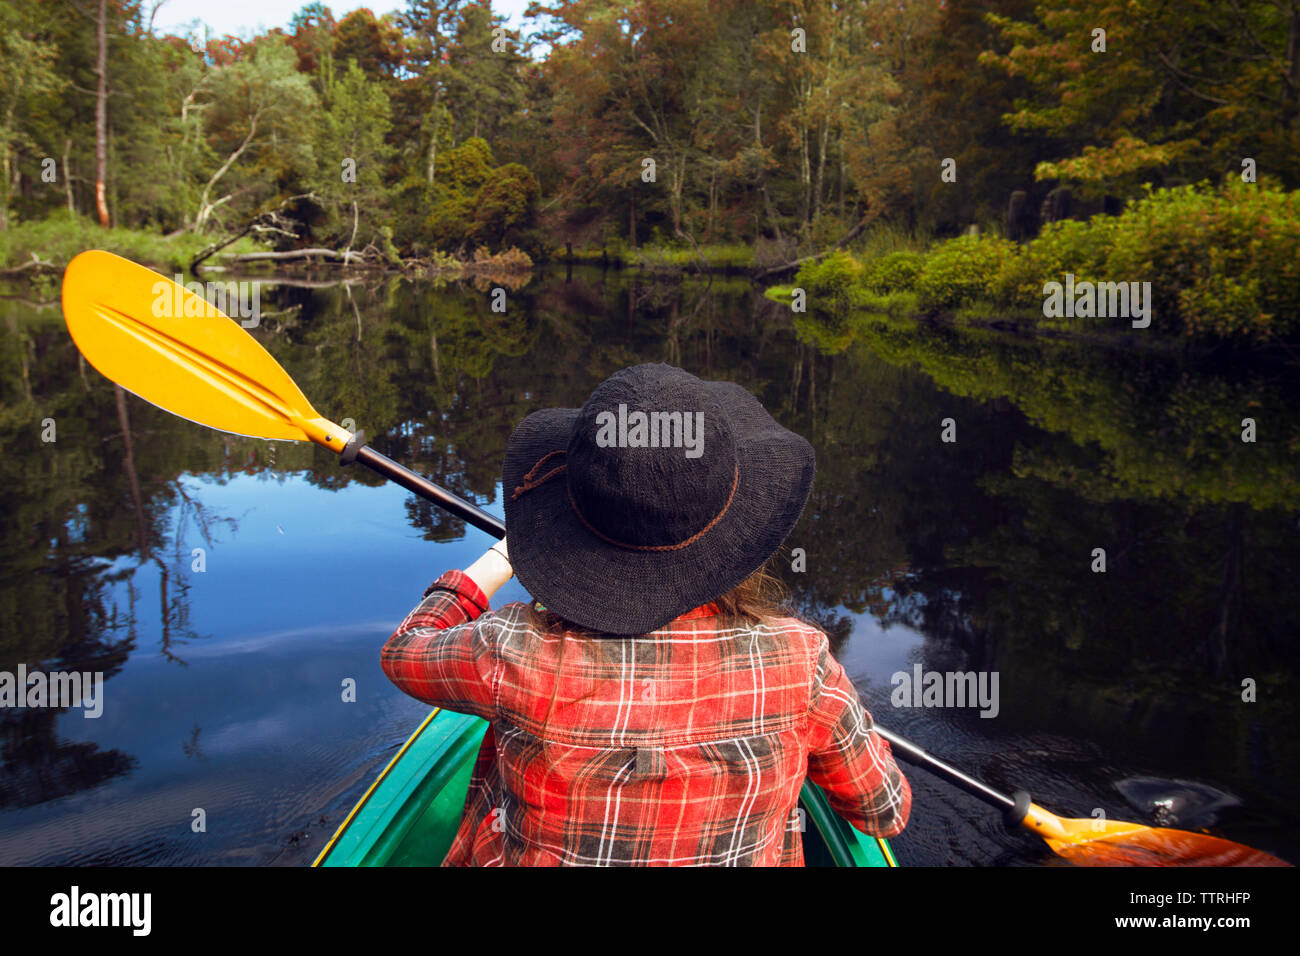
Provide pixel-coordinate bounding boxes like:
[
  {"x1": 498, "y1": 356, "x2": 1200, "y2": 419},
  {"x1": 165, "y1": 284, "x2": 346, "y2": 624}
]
[{"x1": 529, "y1": 558, "x2": 791, "y2": 742}]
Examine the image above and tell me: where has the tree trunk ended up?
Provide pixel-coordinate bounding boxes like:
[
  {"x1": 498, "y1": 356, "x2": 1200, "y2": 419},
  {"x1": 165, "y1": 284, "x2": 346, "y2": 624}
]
[
  {"x1": 0, "y1": 128, "x2": 9, "y2": 232},
  {"x1": 669, "y1": 155, "x2": 685, "y2": 236},
  {"x1": 758, "y1": 214, "x2": 870, "y2": 276},
  {"x1": 344, "y1": 200, "x2": 359, "y2": 261},
  {"x1": 426, "y1": 88, "x2": 442, "y2": 185},
  {"x1": 799, "y1": 125, "x2": 811, "y2": 226},
  {"x1": 62, "y1": 138, "x2": 75, "y2": 213},
  {"x1": 707, "y1": 167, "x2": 717, "y2": 240},
  {"x1": 813, "y1": 29, "x2": 838, "y2": 225},
  {"x1": 94, "y1": 0, "x2": 111, "y2": 227},
  {"x1": 195, "y1": 114, "x2": 259, "y2": 230},
  {"x1": 814, "y1": 114, "x2": 830, "y2": 223}
]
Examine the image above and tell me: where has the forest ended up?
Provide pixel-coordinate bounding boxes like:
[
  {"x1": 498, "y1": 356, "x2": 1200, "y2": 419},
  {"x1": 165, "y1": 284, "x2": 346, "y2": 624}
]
[{"x1": 2, "y1": 0, "x2": 1297, "y2": 304}]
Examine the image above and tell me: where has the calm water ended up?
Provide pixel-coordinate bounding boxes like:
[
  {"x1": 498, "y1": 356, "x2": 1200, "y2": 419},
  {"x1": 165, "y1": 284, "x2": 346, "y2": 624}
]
[{"x1": 1, "y1": 266, "x2": 1297, "y2": 866}]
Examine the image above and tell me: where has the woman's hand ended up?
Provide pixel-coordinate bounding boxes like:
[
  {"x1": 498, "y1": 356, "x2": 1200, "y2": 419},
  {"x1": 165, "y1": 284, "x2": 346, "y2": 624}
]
[{"x1": 464, "y1": 537, "x2": 513, "y2": 601}]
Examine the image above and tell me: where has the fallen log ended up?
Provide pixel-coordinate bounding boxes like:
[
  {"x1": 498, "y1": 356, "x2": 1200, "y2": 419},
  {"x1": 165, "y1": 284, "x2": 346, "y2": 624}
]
[
  {"x1": 756, "y1": 215, "x2": 870, "y2": 277},
  {"x1": 0, "y1": 255, "x2": 58, "y2": 277},
  {"x1": 223, "y1": 248, "x2": 363, "y2": 263}
]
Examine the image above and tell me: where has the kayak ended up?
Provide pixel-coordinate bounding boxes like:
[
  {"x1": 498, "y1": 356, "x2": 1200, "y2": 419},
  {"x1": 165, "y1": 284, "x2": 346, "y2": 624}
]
[{"x1": 313, "y1": 708, "x2": 898, "y2": 867}]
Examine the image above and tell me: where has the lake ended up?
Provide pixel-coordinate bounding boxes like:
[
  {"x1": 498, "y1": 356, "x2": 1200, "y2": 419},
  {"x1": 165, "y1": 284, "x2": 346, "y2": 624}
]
[{"x1": 1, "y1": 265, "x2": 1297, "y2": 866}]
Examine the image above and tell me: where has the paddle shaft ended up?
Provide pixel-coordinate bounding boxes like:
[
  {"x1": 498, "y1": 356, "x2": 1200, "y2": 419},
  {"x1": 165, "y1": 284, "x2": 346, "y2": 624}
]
[
  {"x1": 344, "y1": 439, "x2": 1022, "y2": 818},
  {"x1": 344, "y1": 440, "x2": 507, "y2": 539},
  {"x1": 871, "y1": 726, "x2": 1017, "y2": 813}
]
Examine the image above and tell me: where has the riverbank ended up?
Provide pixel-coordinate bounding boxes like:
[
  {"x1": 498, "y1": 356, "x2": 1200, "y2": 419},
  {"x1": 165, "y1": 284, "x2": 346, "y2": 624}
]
[
  {"x1": 0, "y1": 215, "x2": 266, "y2": 283},
  {"x1": 0, "y1": 214, "x2": 538, "y2": 287},
  {"x1": 778, "y1": 181, "x2": 1300, "y2": 345},
  {"x1": 0, "y1": 214, "x2": 764, "y2": 292}
]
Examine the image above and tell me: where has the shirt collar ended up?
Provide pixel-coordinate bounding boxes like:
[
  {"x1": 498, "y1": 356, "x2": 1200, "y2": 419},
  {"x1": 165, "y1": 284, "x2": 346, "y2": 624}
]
[{"x1": 675, "y1": 602, "x2": 721, "y2": 622}]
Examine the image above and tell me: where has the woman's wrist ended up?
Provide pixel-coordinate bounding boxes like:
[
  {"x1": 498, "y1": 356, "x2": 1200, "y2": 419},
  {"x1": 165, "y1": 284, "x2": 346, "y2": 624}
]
[{"x1": 464, "y1": 538, "x2": 514, "y2": 600}]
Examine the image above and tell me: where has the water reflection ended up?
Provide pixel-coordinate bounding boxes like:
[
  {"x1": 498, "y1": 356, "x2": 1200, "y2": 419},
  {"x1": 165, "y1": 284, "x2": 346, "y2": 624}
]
[{"x1": 0, "y1": 266, "x2": 1295, "y2": 865}]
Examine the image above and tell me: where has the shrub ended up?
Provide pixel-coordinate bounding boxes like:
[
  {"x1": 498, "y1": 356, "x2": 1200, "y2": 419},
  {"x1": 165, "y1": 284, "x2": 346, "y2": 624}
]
[
  {"x1": 1104, "y1": 180, "x2": 1300, "y2": 340},
  {"x1": 794, "y1": 250, "x2": 860, "y2": 312},
  {"x1": 493, "y1": 246, "x2": 534, "y2": 270},
  {"x1": 914, "y1": 235, "x2": 1016, "y2": 309},
  {"x1": 985, "y1": 247, "x2": 1038, "y2": 308},
  {"x1": 862, "y1": 250, "x2": 924, "y2": 294}
]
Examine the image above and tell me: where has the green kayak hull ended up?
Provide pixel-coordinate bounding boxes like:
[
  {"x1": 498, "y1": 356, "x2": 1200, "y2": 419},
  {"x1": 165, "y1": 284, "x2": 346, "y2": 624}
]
[{"x1": 314, "y1": 708, "x2": 898, "y2": 867}]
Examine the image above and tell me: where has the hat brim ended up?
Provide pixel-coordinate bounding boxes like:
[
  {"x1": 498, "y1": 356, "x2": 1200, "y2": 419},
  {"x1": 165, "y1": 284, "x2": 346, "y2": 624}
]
[{"x1": 502, "y1": 380, "x2": 814, "y2": 635}]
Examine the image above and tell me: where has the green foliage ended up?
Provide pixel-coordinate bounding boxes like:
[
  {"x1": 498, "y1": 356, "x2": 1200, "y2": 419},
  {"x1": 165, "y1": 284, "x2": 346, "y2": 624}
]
[
  {"x1": 195, "y1": 35, "x2": 320, "y2": 231},
  {"x1": 862, "y1": 251, "x2": 924, "y2": 294},
  {"x1": 436, "y1": 136, "x2": 495, "y2": 195},
  {"x1": 914, "y1": 235, "x2": 1016, "y2": 309},
  {"x1": 977, "y1": 181, "x2": 1300, "y2": 340},
  {"x1": 1103, "y1": 181, "x2": 1300, "y2": 341},
  {"x1": 795, "y1": 251, "x2": 861, "y2": 312},
  {"x1": 982, "y1": 2, "x2": 1300, "y2": 197},
  {"x1": 423, "y1": 138, "x2": 542, "y2": 252},
  {"x1": 469, "y1": 163, "x2": 540, "y2": 247},
  {"x1": 0, "y1": 2, "x2": 65, "y2": 228},
  {"x1": 797, "y1": 181, "x2": 1300, "y2": 343},
  {"x1": 848, "y1": 288, "x2": 920, "y2": 316},
  {"x1": 310, "y1": 61, "x2": 393, "y2": 248},
  {"x1": 849, "y1": 221, "x2": 933, "y2": 259},
  {"x1": 4, "y1": 0, "x2": 1300, "y2": 295},
  {"x1": 986, "y1": 217, "x2": 1117, "y2": 307}
]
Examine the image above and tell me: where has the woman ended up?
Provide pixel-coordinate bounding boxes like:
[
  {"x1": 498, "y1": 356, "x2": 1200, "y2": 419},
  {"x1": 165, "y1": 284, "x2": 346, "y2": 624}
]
[{"x1": 382, "y1": 363, "x2": 910, "y2": 865}]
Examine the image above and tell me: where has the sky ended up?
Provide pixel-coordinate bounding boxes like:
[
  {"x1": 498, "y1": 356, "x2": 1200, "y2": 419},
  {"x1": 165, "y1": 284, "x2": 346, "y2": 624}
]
[{"x1": 152, "y1": 0, "x2": 539, "y2": 44}]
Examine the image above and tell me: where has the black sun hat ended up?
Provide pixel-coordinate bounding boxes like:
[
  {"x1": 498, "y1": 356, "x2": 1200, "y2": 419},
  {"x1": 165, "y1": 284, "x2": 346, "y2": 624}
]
[{"x1": 502, "y1": 363, "x2": 815, "y2": 635}]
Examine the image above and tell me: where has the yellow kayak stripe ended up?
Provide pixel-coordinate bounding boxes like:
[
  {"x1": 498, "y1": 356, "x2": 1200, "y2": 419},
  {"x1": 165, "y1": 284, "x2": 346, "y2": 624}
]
[
  {"x1": 311, "y1": 708, "x2": 441, "y2": 867},
  {"x1": 877, "y1": 837, "x2": 898, "y2": 867}
]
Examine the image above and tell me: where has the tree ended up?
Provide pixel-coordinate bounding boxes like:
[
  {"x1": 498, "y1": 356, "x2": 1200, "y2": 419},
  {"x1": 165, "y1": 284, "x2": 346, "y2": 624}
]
[
  {"x1": 0, "y1": 2, "x2": 65, "y2": 229},
  {"x1": 981, "y1": 0, "x2": 1300, "y2": 192},
  {"x1": 443, "y1": 2, "x2": 529, "y2": 144},
  {"x1": 193, "y1": 35, "x2": 318, "y2": 231},
  {"x1": 469, "y1": 161, "x2": 539, "y2": 245},
  {"x1": 400, "y1": 0, "x2": 468, "y2": 185},
  {"x1": 333, "y1": 8, "x2": 404, "y2": 80},
  {"x1": 311, "y1": 60, "x2": 394, "y2": 254},
  {"x1": 287, "y1": 2, "x2": 338, "y2": 76}
]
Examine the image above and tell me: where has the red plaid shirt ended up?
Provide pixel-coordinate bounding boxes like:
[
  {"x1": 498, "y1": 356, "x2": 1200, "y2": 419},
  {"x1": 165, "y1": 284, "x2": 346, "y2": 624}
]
[{"x1": 381, "y1": 570, "x2": 911, "y2": 866}]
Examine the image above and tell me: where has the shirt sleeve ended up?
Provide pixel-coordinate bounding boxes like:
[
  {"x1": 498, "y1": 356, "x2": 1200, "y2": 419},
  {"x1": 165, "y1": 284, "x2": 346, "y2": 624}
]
[
  {"x1": 380, "y1": 570, "x2": 498, "y2": 720},
  {"x1": 805, "y1": 633, "x2": 912, "y2": 838}
]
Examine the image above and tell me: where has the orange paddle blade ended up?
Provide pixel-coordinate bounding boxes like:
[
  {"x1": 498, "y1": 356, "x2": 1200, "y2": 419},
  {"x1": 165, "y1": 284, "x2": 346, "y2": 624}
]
[{"x1": 1023, "y1": 803, "x2": 1291, "y2": 866}]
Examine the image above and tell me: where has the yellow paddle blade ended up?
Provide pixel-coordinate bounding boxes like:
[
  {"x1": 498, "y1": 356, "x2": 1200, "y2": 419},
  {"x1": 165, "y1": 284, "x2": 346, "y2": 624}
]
[
  {"x1": 1023, "y1": 802, "x2": 1291, "y2": 866},
  {"x1": 61, "y1": 250, "x2": 351, "y2": 451}
]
